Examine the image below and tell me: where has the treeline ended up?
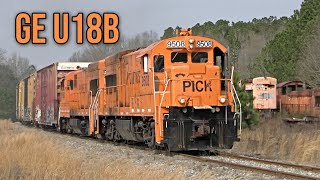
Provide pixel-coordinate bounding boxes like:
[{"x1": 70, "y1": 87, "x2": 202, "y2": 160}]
[
  {"x1": 251, "y1": 0, "x2": 320, "y2": 86},
  {"x1": 160, "y1": 0, "x2": 320, "y2": 125},
  {"x1": 0, "y1": 50, "x2": 35, "y2": 118},
  {"x1": 161, "y1": 0, "x2": 320, "y2": 85},
  {"x1": 161, "y1": 17, "x2": 288, "y2": 78}
]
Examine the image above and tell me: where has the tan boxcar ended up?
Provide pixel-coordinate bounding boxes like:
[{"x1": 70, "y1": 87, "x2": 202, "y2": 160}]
[
  {"x1": 16, "y1": 80, "x2": 25, "y2": 121},
  {"x1": 16, "y1": 73, "x2": 37, "y2": 123},
  {"x1": 25, "y1": 73, "x2": 36, "y2": 122}
]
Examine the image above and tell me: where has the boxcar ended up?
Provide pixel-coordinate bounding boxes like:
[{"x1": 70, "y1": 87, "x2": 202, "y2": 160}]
[
  {"x1": 21, "y1": 73, "x2": 37, "y2": 123},
  {"x1": 34, "y1": 62, "x2": 90, "y2": 127},
  {"x1": 16, "y1": 80, "x2": 25, "y2": 121}
]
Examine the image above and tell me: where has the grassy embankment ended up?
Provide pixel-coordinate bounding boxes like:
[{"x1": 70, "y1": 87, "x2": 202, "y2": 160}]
[
  {"x1": 233, "y1": 116, "x2": 320, "y2": 165},
  {"x1": 0, "y1": 120, "x2": 180, "y2": 180}
]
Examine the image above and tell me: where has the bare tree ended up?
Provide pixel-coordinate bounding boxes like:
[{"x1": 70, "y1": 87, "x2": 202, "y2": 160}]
[
  {"x1": 6, "y1": 53, "x2": 34, "y2": 80},
  {"x1": 0, "y1": 48, "x2": 6, "y2": 64},
  {"x1": 69, "y1": 31, "x2": 159, "y2": 62}
]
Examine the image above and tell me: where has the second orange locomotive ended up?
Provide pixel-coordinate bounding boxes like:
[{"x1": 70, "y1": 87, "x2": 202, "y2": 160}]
[{"x1": 59, "y1": 29, "x2": 240, "y2": 151}]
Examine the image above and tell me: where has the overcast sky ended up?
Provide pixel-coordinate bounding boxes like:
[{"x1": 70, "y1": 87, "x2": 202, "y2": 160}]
[{"x1": 0, "y1": 0, "x2": 304, "y2": 68}]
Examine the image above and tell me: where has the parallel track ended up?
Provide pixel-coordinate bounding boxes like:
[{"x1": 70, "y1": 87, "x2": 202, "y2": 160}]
[
  {"x1": 218, "y1": 152, "x2": 320, "y2": 173},
  {"x1": 179, "y1": 153, "x2": 319, "y2": 180}
]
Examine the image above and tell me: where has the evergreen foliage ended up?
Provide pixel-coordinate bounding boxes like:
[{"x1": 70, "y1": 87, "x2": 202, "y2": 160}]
[
  {"x1": 233, "y1": 73, "x2": 258, "y2": 128},
  {"x1": 251, "y1": 0, "x2": 320, "y2": 82}
]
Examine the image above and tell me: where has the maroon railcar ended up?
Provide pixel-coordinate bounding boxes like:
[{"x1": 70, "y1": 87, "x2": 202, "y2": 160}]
[{"x1": 34, "y1": 62, "x2": 90, "y2": 126}]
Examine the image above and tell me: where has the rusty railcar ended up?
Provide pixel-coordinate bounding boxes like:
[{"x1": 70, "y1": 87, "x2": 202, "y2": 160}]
[
  {"x1": 34, "y1": 62, "x2": 90, "y2": 127},
  {"x1": 60, "y1": 28, "x2": 241, "y2": 151},
  {"x1": 276, "y1": 81, "x2": 311, "y2": 111},
  {"x1": 279, "y1": 90, "x2": 320, "y2": 116}
]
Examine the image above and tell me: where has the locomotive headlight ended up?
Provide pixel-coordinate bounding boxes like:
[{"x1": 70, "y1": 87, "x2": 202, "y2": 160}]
[
  {"x1": 179, "y1": 98, "x2": 186, "y2": 104},
  {"x1": 189, "y1": 44, "x2": 194, "y2": 49},
  {"x1": 219, "y1": 97, "x2": 226, "y2": 104},
  {"x1": 182, "y1": 108, "x2": 188, "y2": 113},
  {"x1": 189, "y1": 38, "x2": 194, "y2": 44},
  {"x1": 215, "y1": 107, "x2": 221, "y2": 112}
]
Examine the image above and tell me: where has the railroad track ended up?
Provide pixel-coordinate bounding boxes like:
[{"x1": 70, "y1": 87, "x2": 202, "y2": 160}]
[
  {"x1": 218, "y1": 152, "x2": 320, "y2": 173},
  {"x1": 178, "y1": 153, "x2": 320, "y2": 180}
]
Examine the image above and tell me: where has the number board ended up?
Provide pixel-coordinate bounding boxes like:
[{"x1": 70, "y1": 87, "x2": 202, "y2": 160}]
[
  {"x1": 196, "y1": 41, "x2": 213, "y2": 48},
  {"x1": 167, "y1": 40, "x2": 185, "y2": 48}
]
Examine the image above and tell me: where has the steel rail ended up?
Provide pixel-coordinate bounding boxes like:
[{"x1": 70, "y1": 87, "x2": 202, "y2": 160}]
[{"x1": 178, "y1": 154, "x2": 318, "y2": 180}]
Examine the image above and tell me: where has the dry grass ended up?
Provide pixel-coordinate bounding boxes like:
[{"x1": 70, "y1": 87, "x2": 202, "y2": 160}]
[
  {"x1": 232, "y1": 115, "x2": 320, "y2": 165},
  {"x1": 0, "y1": 120, "x2": 181, "y2": 180}
]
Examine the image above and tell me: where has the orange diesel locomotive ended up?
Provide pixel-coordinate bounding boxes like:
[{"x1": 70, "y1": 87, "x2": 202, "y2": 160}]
[{"x1": 60, "y1": 29, "x2": 241, "y2": 151}]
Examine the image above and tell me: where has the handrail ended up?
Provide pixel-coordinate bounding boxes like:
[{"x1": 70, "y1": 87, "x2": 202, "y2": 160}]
[
  {"x1": 89, "y1": 91, "x2": 92, "y2": 121},
  {"x1": 151, "y1": 67, "x2": 157, "y2": 124},
  {"x1": 91, "y1": 89, "x2": 101, "y2": 132},
  {"x1": 230, "y1": 66, "x2": 242, "y2": 135},
  {"x1": 158, "y1": 79, "x2": 171, "y2": 137},
  {"x1": 93, "y1": 89, "x2": 101, "y2": 110}
]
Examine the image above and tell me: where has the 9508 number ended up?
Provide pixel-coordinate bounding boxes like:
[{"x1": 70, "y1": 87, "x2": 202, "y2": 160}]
[
  {"x1": 167, "y1": 40, "x2": 185, "y2": 48},
  {"x1": 196, "y1": 41, "x2": 213, "y2": 48}
]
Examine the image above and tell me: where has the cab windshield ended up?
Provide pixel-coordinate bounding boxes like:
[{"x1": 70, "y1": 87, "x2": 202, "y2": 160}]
[
  {"x1": 171, "y1": 52, "x2": 208, "y2": 63},
  {"x1": 192, "y1": 52, "x2": 208, "y2": 63},
  {"x1": 171, "y1": 52, "x2": 187, "y2": 63}
]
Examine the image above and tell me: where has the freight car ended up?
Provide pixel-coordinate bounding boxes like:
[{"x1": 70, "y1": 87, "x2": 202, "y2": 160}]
[
  {"x1": 276, "y1": 80, "x2": 311, "y2": 111},
  {"x1": 16, "y1": 79, "x2": 25, "y2": 121},
  {"x1": 59, "y1": 28, "x2": 241, "y2": 151},
  {"x1": 280, "y1": 90, "x2": 320, "y2": 116},
  {"x1": 245, "y1": 77, "x2": 277, "y2": 111},
  {"x1": 16, "y1": 73, "x2": 37, "y2": 124},
  {"x1": 33, "y1": 62, "x2": 91, "y2": 127},
  {"x1": 276, "y1": 81, "x2": 320, "y2": 118}
]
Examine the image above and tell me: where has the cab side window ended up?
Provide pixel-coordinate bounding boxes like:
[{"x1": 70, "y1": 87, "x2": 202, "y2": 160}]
[
  {"x1": 68, "y1": 80, "x2": 74, "y2": 90},
  {"x1": 154, "y1": 55, "x2": 164, "y2": 72},
  {"x1": 90, "y1": 79, "x2": 99, "y2": 95}
]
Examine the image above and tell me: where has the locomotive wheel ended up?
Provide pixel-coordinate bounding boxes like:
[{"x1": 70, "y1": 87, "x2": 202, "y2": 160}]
[
  {"x1": 146, "y1": 128, "x2": 155, "y2": 148},
  {"x1": 97, "y1": 133, "x2": 106, "y2": 140},
  {"x1": 113, "y1": 131, "x2": 121, "y2": 142}
]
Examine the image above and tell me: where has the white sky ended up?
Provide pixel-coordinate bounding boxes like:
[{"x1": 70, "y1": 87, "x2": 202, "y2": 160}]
[{"x1": 0, "y1": 0, "x2": 304, "y2": 68}]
